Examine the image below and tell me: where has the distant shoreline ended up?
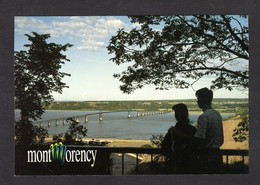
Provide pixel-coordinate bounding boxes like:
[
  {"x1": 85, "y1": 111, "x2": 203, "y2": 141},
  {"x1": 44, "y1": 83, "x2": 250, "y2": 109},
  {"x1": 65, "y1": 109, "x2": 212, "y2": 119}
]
[
  {"x1": 51, "y1": 98, "x2": 248, "y2": 102},
  {"x1": 16, "y1": 98, "x2": 248, "y2": 115},
  {"x1": 40, "y1": 109, "x2": 236, "y2": 115}
]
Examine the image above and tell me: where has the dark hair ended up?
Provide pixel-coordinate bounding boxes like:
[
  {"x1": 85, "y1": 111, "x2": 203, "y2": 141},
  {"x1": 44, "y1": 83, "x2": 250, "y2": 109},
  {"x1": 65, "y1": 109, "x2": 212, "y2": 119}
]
[
  {"x1": 172, "y1": 103, "x2": 189, "y2": 123},
  {"x1": 195, "y1": 87, "x2": 213, "y2": 105}
]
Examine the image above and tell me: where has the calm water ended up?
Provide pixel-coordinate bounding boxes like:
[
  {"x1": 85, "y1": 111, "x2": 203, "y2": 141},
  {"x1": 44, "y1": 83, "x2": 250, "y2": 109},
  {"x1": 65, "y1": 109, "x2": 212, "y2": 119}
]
[{"x1": 15, "y1": 110, "x2": 233, "y2": 140}]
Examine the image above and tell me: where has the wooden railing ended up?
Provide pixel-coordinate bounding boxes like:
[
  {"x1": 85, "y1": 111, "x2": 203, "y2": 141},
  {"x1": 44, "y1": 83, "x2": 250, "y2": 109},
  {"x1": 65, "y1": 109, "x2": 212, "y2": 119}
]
[{"x1": 67, "y1": 146, "x2": 249, "y2": 175}]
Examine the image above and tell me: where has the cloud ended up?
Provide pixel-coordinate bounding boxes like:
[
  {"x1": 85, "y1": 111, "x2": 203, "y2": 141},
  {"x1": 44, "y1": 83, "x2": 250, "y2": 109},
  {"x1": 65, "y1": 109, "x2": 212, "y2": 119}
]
[
  {"x1": 132, "y1": 22, "x2": 143, "y2": 28},
  {"x1": 77, "y1": 46, "x2": 101, "y2": 51},
  {"x1": 81, "y1": 39, "x2": 105, "y2": 47},
  {"x1": 15, "y1": 17, "x2": 51, "y2": 34},
  {"x1": 15, "y1": 16, "x2": 131, "y2": 51},
  {"x1": 95, "y1": 17, "x2": 129, "y2": 35}
]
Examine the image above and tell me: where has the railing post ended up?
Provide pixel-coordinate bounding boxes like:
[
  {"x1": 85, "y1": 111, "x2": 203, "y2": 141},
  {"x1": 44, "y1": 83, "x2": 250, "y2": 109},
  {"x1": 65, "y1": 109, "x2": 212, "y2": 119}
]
[
  {"x1": 136, "y1": 153, "x2": 138, "y2": 174},
  {"x1": 122, "y1": 153, "x2": 124, "y2": 175},
  {"x1": 151, "y1": 154, "x2": 153, "y2": 162},
  {"x1": 226, "y1": 155, "x2": 229, "y2": 166}
]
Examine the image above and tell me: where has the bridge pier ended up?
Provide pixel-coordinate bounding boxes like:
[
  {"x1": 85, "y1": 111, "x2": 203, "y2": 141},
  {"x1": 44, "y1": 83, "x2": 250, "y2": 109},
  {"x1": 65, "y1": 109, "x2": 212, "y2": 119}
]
[
  {"x1": 99, "y1": 113, "x2": 103, "y2": 121},
  {"x1": 33, "y1": 111, "x2": 170, "y2": 127}
]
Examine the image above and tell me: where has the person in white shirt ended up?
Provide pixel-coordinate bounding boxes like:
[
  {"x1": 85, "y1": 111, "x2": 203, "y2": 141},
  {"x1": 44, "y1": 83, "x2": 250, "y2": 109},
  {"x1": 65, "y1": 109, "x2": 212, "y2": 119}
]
[
  {"x1": 172, "y1": 87, "x2": 224, "y2": 173},
  {"x1": 194, "y1": 87, "x2": 224, "y2": 173}
]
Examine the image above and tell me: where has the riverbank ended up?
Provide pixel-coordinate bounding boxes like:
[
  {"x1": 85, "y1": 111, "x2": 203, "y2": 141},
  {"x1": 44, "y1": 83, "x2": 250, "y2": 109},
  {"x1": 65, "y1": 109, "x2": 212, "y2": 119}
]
[
  {"x1": 82, "y1": 117, "x2": 248, "y2": 149},
  {"x1": 44, "y1": 116, "x2": 248, "y2": 149},
  {"x1": 221, "y1": 117, "x2": 248, "y2": 150}
]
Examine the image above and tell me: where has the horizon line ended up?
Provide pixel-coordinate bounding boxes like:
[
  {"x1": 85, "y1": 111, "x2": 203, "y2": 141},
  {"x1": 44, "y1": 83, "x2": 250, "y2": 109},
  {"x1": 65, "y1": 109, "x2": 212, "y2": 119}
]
[{"x1": 52, "y1": 97, "x2": 248, "y2": 102}]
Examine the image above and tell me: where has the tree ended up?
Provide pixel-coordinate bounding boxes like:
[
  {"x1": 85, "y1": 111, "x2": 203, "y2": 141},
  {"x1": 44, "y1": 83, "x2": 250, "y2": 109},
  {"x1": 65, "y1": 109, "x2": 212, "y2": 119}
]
[
  {"x1": 15, "y1": 32, "x2": 73, "y2": 145},
  {"x1": 53, "y1": 118, "x2": 88, "y2": 145},
  {"x1": 107, "y1": 15, "x2": 248, "y2": 94},
  {"x1": 232, "y1": 110, "x2": 249, "y2": 142}
]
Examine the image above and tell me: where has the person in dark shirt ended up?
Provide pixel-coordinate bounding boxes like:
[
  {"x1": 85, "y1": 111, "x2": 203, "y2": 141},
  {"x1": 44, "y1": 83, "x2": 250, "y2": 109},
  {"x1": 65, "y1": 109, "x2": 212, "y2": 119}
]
[
  {"x1": 161, "y1": 103, "x2": 197, "y2": 173},
  {"x1": 171, "y1": 88, "x2": 224, "y2": 173}
]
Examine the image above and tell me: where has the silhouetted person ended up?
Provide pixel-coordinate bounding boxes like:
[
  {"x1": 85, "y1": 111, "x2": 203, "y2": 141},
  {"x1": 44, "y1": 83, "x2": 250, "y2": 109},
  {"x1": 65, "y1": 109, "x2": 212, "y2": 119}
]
[
  {"x1": 161, "y1": 103, "x2": 197, "y2": 173},
  {"x1": 194, "y1": 87, "x2": 224, "y2": 173},
  {"x1": 171, "y1": 88, "x2": 224, "y2": 173}
]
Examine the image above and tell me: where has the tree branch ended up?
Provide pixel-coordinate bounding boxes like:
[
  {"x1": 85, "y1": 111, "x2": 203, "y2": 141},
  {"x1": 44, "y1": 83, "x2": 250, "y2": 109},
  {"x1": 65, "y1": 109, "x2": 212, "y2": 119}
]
[
  {"x1": 172, "y1": 66, "x2": 248, "y2": 79},
  {"x1": 178, "y1": 15, "x2": 249, "y2": 60},
  {"x1": 221, "y1": 15, "x2": 248, "y2": 53}
]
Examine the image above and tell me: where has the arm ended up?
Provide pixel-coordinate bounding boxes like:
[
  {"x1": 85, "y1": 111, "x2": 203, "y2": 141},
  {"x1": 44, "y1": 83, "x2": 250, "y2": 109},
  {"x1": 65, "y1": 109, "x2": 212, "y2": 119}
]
[
  {"x1": 171, "y1": 127, "x2": 193, "y2": 142},
  {"x1": 192, "y1": 115, "x2": 208, "y2": 148},
  {"x1": 161, "y1": 129, "x2": 173, "y2": 154},
  {"x1": 171, "y1": 119, "x2": 207, "y2": 148}
]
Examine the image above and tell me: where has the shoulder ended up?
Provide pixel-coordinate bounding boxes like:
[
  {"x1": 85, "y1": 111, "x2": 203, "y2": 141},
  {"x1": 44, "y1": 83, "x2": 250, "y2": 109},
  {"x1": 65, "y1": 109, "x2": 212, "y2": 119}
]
[
  {"x1": 168, "y1": 126, "x2": 175, "y2": 132},
  {"x1": 187, "y1": 124, "x2": 197, "y2": 135},
  {"x1": 204, "y1": 109, "x2": 221, "y2": 117},
  {"x1": 189, "y1": 124, "x2": 197, "y2": 131},
  {"x1": 199, "y1": 109, "x2": 222, "y2": 121},
  {"x1": 198, "y1": 113, "x2": 208, "y2": 124}
]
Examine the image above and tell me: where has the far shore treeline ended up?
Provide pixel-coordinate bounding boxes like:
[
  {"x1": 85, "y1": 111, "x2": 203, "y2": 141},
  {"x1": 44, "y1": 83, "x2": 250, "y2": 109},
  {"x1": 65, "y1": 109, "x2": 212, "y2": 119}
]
[{"x1": 35, "y1": 99, "x2": 248, "y2": 114}]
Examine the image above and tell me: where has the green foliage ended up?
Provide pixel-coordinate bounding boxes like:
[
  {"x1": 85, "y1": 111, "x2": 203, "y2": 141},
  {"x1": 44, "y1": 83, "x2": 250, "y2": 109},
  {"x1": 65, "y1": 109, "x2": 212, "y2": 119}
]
[
  {"x1": 150, "y1": 134, "x2": 176, "y2": 174},
  {"x1": 53, "y1": 118, "x2": 88, "y2": 145},
  {"x1": 45, "y1": 99, "x2": 248, "y2": 114},
  {"x1": 15, "y1": 32, "x2": 72, "y2": 121},
  {"x1": 15, "y1": 120, "x2": 48, "y2": 146},
  {"x1": 14, "y1": 32, "x2": 72, "y2": 146},
  {"x1": 150, "y1": 134, "x2": 167, "y2": 163},
  {"x1": 150, "y1": 134, "x2": 165, "y2": 148},
  {"x1": 233, "y1": 110, "x2": 249, "y2": 142},
  {"x1": 107, "y1": 15, "x2": 248, "y2": 94}
]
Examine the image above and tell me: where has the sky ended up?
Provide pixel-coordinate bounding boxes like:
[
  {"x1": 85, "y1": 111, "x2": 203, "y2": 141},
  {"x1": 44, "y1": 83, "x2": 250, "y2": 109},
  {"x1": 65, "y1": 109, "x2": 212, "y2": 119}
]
[{"x1": 14, "y1": 16, "x2": 248, "y2": 101}]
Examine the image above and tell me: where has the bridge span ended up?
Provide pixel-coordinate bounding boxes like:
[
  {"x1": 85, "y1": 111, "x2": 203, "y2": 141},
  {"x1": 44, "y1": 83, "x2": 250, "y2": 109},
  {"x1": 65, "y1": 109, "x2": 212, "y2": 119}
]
[{"x1": 32, "y1": 111, "x2": 170, "y2": 127}]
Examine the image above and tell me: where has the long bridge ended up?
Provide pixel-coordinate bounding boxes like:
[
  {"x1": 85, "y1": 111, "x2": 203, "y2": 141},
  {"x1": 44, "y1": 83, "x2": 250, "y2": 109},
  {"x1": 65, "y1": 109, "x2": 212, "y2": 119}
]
[{"x1": 32, "y1": 111, "x2": 170, "y2": 127}]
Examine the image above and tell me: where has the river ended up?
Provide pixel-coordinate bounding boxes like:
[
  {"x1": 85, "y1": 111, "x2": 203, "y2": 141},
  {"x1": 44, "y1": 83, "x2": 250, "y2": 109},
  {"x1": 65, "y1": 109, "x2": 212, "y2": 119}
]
[{"x1": 15, "y1": 110, "x2": 233, "y2": 140}]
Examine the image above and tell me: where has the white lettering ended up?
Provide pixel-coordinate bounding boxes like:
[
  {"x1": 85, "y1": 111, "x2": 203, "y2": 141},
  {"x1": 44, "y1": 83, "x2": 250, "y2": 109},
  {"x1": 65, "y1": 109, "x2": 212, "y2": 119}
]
[
  {"x1": 27, "y1": 150, "x2": 36, "y2": 162},
  {"x1": 26, "y1": 149, "x2": 97, "y2": 165},
  {"x1": 86, "y1": 150, "x2": 91, "y2": 162},
  {"x1": 81, "y1": 150, "x2": 86, "y2": 162},
  {"x1": 37, "y1": 151, "x2": 43, "y2": 162},
  {"x1": 71, "y1": 150, "x2": 75, "y2": 162},
  {"x1": 91, "y1": 150, "x2": 97, "y2": 167},
  {"x1": 65, "y1": 150, "x2": 71, "y2": 162},
  {"x1": 75, "y1": 150, "x2": 80, "y2": 162},
  {"x1": 48, "y1": 149, "x2": 52, "y2": 162},
  {"x1": 42, "y1": 151, "x2": 48, "y2": 162}
]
